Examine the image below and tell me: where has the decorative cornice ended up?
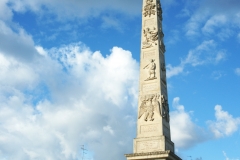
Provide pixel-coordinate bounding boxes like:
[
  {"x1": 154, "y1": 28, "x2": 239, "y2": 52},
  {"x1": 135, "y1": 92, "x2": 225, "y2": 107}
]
[{"x1": 125, "y1": 150, "x2": 170, "y2": 157}]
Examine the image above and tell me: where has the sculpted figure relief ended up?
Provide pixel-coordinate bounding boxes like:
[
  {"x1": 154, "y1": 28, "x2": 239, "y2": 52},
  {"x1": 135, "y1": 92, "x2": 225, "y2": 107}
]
[
  {"x1": 160, "y1": 95, "x2": 170, "y2": 122},
  {"x1": 143, "y1": 59, "x2": 157, "y2": 81},
  {"x1": 143, "y1": 0, "x2": 156, "y2": 17},
  {"x1": 138, "y1": 94, "x2": 160, "y2": 121},
  {"x1": 138, "y1": 94, "x2": 170, "y2": 122},
  {"x1": 142, "y1": 27, "x2": 158, "y2": 49}
]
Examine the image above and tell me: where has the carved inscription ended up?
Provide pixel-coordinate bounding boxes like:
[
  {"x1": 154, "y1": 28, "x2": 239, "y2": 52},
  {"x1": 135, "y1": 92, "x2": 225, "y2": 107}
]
[
  {"x1": 144, "y1": 19, "x2": 155, "y2": 27},
  {"x1": 141, "y1": 124, "x2": 160, "y2": 133},
  {"x1": 137, "y1": 141, "x2": 161, "y2": 152},
  {"x1": 143, "y1": 50, "x2": 155, "y2": 59},
  {"x1": 142, "y1": 83, "x2": 158, "y2": 92}
]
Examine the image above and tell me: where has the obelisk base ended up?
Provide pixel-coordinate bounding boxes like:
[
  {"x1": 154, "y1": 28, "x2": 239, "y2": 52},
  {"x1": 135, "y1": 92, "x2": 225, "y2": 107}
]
[{"x1": 125, "y1": 151, "x2": 182, "y2": 160}]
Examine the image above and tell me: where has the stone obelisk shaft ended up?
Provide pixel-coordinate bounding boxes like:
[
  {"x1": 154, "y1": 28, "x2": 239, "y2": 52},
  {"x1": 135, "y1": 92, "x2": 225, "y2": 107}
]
[{"x1": 125, "y1": 0, "x2": 181, "y2": 159}]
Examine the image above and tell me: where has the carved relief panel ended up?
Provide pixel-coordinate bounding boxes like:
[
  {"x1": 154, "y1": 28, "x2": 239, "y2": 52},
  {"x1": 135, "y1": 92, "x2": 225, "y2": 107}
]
[
  {"x1": 143, "y1": 0, "x2": 156, "y2": 17},
  {"x1": 142, "y1": 27, "x2": 158, "y2": 49},
  {"x1": 138, "y1": 94, "x2": 160, "y2": 121},
  {"x1": 143, "y1": 59, "x2": 157, "y2": 81},
  {"x1": 138, "y1": 94, "x2": 170, "y2": 122}
]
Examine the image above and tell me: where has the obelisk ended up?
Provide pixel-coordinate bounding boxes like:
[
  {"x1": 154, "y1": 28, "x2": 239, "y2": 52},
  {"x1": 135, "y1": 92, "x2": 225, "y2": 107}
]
[{"x1": 125, "y1": 0, "x2": 182, "y2": 159}]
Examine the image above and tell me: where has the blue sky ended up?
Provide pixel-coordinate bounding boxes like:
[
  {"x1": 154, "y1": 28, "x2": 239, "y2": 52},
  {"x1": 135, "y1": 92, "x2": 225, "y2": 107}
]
[{"x1": 0, "y1": 0, "x2": 240, "y2": 160}]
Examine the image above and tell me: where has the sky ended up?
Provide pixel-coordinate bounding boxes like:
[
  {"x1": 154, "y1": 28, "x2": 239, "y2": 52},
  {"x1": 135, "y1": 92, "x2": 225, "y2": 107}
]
[{"x1": 0, "y1": 0, "x2": 240, "y2": 160}]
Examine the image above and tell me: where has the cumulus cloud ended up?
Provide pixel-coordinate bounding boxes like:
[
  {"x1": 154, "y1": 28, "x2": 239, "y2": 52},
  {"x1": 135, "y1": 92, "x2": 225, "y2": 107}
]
[
  {"x1": 170, "y1": 97, "x2": 209, "y2": 149},
  {"x1": 208, "y1": 105, "x2": 240, "y2": 138},
  {"x1": 170, "y1": 98, "x2": 240, "y2": 150},
  {"x1": 0, "y1": 20, "x2": 39, "y2": 61},
  {"x1": 0, "y1": 41, "x2": 139, "y2": 160}
]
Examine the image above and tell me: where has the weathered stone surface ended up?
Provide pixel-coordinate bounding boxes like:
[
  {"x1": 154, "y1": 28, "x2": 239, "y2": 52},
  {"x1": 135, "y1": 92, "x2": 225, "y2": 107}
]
[{"x1": 125, "y1": 0, "x2": 181, "y2": 160}]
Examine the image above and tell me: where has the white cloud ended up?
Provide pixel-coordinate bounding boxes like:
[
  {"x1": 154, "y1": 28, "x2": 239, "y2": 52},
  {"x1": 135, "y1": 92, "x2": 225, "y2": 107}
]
[
  {"x1": 101, "y1": 16, "x2": 123, "y2": 32},
  {"x1": 167, "y1": 40, "x2": 226, "y2": 78},
  {"x1": 183, "y1": 40, "x2": 225, "y2": 66},
  {"x1": 202, "y1": 15, "x2": 227, "y2": 34},
  {"x1": 211, "y1": 71, "x2": 224, "y2": 80},
  {"x1": 166, "y1": 64, "x2": 184, "y2": 78},
  {"x1": 166, "y1": 30, "x2": 180, "y2": 45},
  {"x1": 215, "y1": 51, "x2": 226, "y2": 63},
  {"x1": 103, "y1": 125, "x2": 115, "y2": 135},
  {"x1": 223, "y1": 151, "x2": 240, "y2": 160},
  {"x1": 235, "y1": 68, "x2": 240, "y2": 76},
  {"x1": 0, "y1": 20, "x2": 39, "y2": 61},
  {"x1": 208, "y1": 105, "x2": 240, "y2": 138},
  {"x1": 0, "y1": 0, "x2": 141, "y2": 33},
  {"x1": 223, "y1": 151, "x2": 230, "y2": 160},
  {"x1": 6, "y1": 0, "x2": 141, "y2": 21},
  {"x1": 0, "y1": 43, "x2": 139, "y2": 160},
  {"x1": 170, "y1": 97, "x2": 209, "y2": 149},
  {"x1": 184, "y1": 0, "x2": 240, "y2": 40},
  {"x1": 0, "y1": 0, "x2": 13, "y2": 21},
  {"x1": 238, "y1": 33, "x2": 240, "y2": 43},
  {"x1": 0, "y1": 53, "x2": 38, "y2": 89}
]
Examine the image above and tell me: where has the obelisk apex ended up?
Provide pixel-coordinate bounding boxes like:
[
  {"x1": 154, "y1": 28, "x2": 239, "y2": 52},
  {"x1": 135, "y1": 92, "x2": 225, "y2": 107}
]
[{"x1": 125, "y1": 0, "x2": 182, "y2": 159}]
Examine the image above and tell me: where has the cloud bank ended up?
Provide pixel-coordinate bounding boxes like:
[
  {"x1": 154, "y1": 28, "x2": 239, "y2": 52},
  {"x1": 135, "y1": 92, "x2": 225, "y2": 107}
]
[
  {"x1": 170, "y1": 97, "x2": 209, "y2": 149},
  {"x1": 0, "y1": 36, "x2": 139, "y2": 160},
  {"x1": 170, "y1": 98, "x2": 240, "y2": 150}
]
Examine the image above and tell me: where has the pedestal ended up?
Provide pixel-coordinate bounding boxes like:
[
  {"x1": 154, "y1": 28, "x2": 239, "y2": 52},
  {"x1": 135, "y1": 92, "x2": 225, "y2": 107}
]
[{"x1": 125, "y1": 151, "x2": 182, "y2": 160}]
